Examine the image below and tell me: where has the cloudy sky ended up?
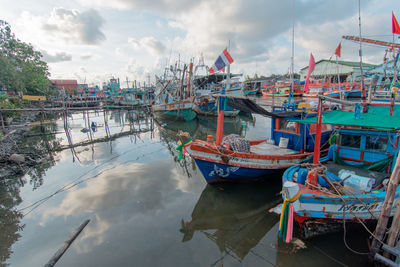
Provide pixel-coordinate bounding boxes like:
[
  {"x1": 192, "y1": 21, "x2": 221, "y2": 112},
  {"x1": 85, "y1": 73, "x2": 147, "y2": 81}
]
[{"x1": 0, "y1": 0, "x2": 398, "y2": 86}]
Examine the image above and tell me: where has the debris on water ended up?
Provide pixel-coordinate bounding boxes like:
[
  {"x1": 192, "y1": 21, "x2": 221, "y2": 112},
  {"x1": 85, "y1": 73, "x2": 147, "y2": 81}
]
[
  {"x1": 269, "y1": 203, "x2": 283, "y2": 214},
  {"x1": 291, "y1": 238, "x2": 307, "y2": 251}
]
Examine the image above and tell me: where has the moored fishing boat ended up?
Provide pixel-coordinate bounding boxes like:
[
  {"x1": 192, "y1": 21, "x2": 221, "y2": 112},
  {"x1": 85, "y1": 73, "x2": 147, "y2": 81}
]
[
  {"x1": 178, "y1": 97, "x2": 332, "y2": 183},
  {"x1": 261, "y1": 82, "x2": 302, "y2": 97},
  {"x1": 153, "y1": 61, "x2": 198, "y2": 121},
  {"x1": 279, "y1": 99, "x2": 400, "y2": 239},
  {"x1": 152, "y1": 99, "x2": 198, "y2": 121}
]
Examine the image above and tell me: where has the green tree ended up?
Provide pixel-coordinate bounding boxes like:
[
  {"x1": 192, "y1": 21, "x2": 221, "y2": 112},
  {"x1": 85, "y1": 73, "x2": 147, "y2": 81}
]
[{"x1": 0, "y1": 20, "x2": 50, "y2": 95}]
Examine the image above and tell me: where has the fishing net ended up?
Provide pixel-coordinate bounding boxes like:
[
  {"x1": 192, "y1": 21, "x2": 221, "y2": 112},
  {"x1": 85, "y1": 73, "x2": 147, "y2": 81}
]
[{"x1": 222, "y1": 134, "x2": 250, "y2": 153}]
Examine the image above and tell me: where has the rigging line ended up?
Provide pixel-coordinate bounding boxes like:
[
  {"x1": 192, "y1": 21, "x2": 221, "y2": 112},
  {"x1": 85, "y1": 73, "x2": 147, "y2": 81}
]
[
  {"x1": 311, "y1": 245, "x2": 349, "y2": 267},
  {"x1": 322, "y1": 173, "x2": 387, "y2": 248},
  {"x1": 342, "y1": 206, "x2": 370, "y2": 255}
]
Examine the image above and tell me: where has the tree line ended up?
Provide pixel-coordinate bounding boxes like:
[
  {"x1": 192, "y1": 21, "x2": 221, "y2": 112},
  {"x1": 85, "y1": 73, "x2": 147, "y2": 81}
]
[{"x1": 0, "y1": 20, "x2": 50, "y2": 95}]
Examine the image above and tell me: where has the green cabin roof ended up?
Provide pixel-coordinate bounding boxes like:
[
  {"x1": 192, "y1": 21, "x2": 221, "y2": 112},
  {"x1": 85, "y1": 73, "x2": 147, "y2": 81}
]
[
  {"x1": 298, "y1": 106, "x2": 400, "y2": 131},
  {"x1": 300, "y1": 59, "x2": 378, "y2": 71}
]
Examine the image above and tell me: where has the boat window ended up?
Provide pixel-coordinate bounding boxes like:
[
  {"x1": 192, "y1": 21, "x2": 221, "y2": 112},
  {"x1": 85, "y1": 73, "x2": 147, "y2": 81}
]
[
  {"x1": 365, "y1": 136, "x2": 388, "y2": 152},
  {"x1": 309, "y1": 124, "x2": 333, "y2": 133},
  {"x1": 340, "y1": 134, "x2": 361, "y2": 148},
  {"x1": 277, "y1": 119, "x2": 298, "y2": 133}
]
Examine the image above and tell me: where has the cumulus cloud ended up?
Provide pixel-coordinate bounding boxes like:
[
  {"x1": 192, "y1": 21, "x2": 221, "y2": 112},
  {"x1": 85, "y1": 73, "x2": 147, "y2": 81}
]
[
  {"x1": 42, "y1": 7, "x2": 106, "y2": 45},
  {"x1": 128, "y1": 36, "x2": 166, "y2": 56},
  {"x1": 13, "y1": 0, "x2": 391, "y2": 83},
  {"x1": 77, "y1": 0, "x2": 199, "y2": 14},
  {"x1": 80, "y1": 53, "x2": 94, "y2": 60},
  {"x1": 41, "y1": 50, "x2": 72, "y2": 63}
]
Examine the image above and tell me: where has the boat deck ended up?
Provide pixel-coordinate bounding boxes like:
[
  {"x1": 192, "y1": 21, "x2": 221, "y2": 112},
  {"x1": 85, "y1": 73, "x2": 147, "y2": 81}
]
[
  {"x1": 250, "y1": 142, "x2": 297, "y2": 155},
  {"x1": 324, "y1": 161, "x2": 389, "y2": 186}
]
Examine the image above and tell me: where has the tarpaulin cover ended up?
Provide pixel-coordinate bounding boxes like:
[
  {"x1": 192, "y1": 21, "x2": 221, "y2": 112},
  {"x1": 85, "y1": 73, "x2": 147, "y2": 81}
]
[
  {"x1": 298, "y1": 106, "x2": 400, "y2": 131},
  {"x1": 226, "y1": 97, "x2": 302, "y2": 118}
]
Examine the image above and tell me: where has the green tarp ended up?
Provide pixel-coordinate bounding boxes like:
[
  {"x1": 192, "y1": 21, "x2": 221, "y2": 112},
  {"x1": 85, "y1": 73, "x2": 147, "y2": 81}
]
[
  {"x1": 333, "y1": 149, "x2": 393, "y2": 172},
  {"x1": 298, "y1": 106, "x2": 400, "y2": 131}
]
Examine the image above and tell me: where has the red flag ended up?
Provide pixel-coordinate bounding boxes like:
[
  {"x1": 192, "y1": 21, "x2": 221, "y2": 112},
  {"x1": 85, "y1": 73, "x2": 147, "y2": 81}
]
[
  {"x1": 303, "y1": 53, "x2": 315, "y2": 93},
  {"x1": 393, "y1": 12, "x2": 400, "y2": 34},
  {"x1": 334, "y1": 42, "x2": 341, "y2": 58}
]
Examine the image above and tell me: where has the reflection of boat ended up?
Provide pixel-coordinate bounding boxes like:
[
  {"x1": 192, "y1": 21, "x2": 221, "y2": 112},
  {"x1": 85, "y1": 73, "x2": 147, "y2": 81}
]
[
  {"x1": 180, "y1": 181, "x2": 281, "y2": 261},
  {"x1": 155, "y1": 118, "x2": 199, "y2": 138},
  {"x1": 197, "y1": 115, "x2": 247, "y2": 137}
]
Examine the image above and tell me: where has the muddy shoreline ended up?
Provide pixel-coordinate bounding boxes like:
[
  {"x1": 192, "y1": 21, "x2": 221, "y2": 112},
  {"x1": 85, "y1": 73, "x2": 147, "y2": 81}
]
[{"x1": 0, "y1": 112, "x2": 55, "y2": 181}]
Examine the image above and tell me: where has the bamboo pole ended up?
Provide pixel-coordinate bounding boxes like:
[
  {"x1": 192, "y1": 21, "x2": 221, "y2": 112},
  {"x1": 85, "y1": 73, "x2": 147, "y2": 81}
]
[
  {"x1": 385, "y1": 204, "x2": 400, "y2": 256},
  {"x1": 44, "y1": 219, "x2": 90, "y2": 267},
  {"x1": 370, "y1": 150, "x2": 400, "y2": 256}
]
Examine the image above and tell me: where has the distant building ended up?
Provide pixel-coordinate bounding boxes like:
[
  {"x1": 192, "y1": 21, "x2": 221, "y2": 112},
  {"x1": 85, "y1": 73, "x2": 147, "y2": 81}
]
[
  {"x1": 51, "y1": 79, "x2": 91, "y2": 99},
  {"x1": 299, "y1": 60, "x2": 378, "y2": 82}
]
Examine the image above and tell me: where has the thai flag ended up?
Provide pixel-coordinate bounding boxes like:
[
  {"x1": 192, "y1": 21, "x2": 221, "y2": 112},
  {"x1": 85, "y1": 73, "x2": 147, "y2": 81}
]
[{"x1": 209, "y1": 48, "x2": 234, "y2": 74}]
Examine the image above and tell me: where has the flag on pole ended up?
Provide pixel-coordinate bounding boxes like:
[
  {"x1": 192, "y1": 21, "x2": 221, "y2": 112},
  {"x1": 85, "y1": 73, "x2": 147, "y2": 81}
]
[
  {"x1": 303, "y1": 53, "x2": 315, "y2": 93},
  {"x1": 209, "y1": 48, "x2": 234, "y2": 74},
  {"x1": 393, "y1": 12, "x2": 400, "y2": 34},
  {"x1": 334, "y1": 42, "x2": 341, "y2": 58}
]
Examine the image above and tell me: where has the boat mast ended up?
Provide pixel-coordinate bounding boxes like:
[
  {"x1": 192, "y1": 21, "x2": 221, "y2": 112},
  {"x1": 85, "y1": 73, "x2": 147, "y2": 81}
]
[
  {"x1": 226, "y1": 40, "x2": 231, "y2": 92},
  {"x1": 288, "y1": 0, "x2": 295, "y2": 107},
  {"x1": 313, "y1": 96, "x2": 323, "y2": 164},
  {"x1": 357, "y1": 0, "x2": 367, "y2": 112},
  {"x1": 216, "y1": 42, "x2": 231, "y2": 146}
]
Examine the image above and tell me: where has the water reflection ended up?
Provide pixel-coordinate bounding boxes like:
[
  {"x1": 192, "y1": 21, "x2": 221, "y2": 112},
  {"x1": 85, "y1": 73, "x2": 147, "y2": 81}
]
[
  {"x1": 0, "y1": 121, "x2": 61, "y2": 265},
  {"x1": 155, "y1": 114, "x2": 256, "y2": 178},
  {"x1": 157, "y1": 114, "x2": 255, "y2": 141},
  {"x1": 0, "y1": 181, "x2": 24, "y2": 264},
  {"x1": 180, "y1": 180, "x2": 281, "y2": 264}
]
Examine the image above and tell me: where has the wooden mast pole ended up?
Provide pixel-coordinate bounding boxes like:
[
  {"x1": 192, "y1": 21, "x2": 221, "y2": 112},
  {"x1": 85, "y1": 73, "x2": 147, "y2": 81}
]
[{"x1": 357, "y1": 0, "x2": 367, "y2": 112}]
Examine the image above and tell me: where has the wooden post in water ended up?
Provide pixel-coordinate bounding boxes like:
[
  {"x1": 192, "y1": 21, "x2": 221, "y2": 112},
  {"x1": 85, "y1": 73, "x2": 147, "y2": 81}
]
[{"x1": 370, "y1": 150, "x2": 400, "y2": 257}]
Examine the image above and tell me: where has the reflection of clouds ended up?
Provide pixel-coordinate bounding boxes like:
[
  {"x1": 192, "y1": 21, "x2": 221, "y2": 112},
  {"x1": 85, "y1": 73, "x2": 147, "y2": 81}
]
[
  {"x1": 42, "y1": 160, "x2": 178, "y2": 250},
  {"x1": 76, "y1": 214, "x2": 110, "y2": 254},
  {"x1": 74, "y1": 141, "x2": 117, "y2": 166}
]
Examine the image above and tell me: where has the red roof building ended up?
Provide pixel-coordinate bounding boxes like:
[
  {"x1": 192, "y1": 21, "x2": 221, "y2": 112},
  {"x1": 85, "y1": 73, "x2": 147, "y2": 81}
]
[{"x1": 51, "y1": 80, "x2": 78, "y2": 93}]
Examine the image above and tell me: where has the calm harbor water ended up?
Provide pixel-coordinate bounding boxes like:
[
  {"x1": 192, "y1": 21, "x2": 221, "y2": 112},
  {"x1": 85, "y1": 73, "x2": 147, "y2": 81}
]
[{"x1": 2, "y1": 106, "x2": 371, "y2": 266}]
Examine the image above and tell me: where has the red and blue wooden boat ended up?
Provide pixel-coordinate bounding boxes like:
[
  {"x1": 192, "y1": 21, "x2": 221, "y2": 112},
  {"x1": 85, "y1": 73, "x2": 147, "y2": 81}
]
[{"x1": 181, "y1": 97, "x2": 332, "y2": 183}]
